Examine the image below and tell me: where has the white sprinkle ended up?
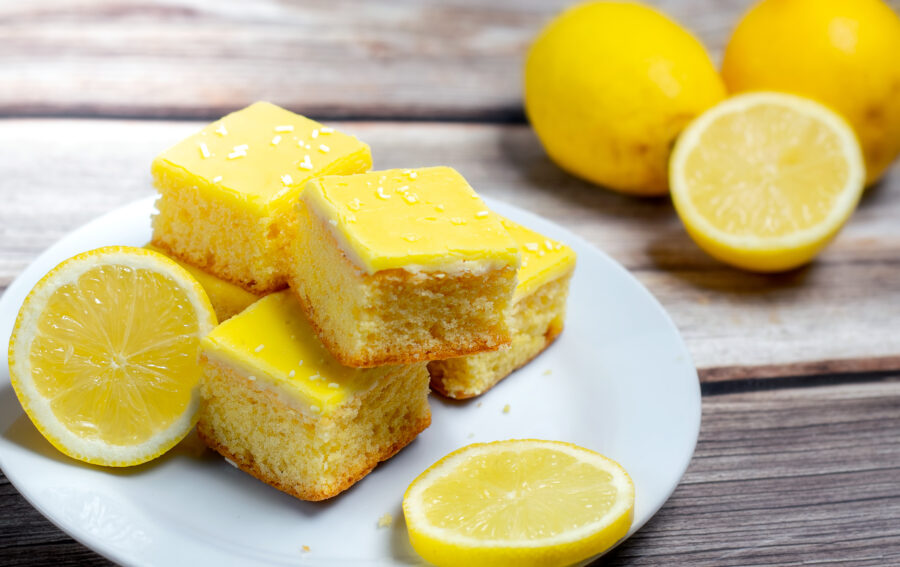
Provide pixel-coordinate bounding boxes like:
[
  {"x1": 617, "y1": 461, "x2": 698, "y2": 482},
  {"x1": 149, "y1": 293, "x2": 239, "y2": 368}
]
[
  {"x1": 199, "y1": 142, "x2": 210, "y2": 158},
  {"x1": 320, "y1": 127, "x2": 334, "y2": 134},
  {"x1": 436, "y1": 204, "x2": 445, "y2": 212},
  {"x1": 234, "y1": 144, "x2": 248, "y2": 151},
  {"x1": 475, "y1": 210, "x2": 489, "y2": 218},
  {"x1": 305, "y1": 144, "x2": 312, "y2": 150},
  {"x1": 471, "y1": 193, "x2": 479, "y2": 199},
  {"x1": 380, "y1": 176, "x2": 386, "y2": 182},
  {"x1": 310, "y1": 405, "x2": 321, "y2": 413},
  {"x1": 524, "y1": 242, "x2": 539, "y2": 252},
  {"x1": 212, "y1": 176, "x2": 223, "y2": 183},
  {"x1": 254, "y1": 344, "x2": 265, "y2": 352},
  {"x1": 311, "y1": 129, "x2": 319, "y2": 139},
  {"x1": 215, "y1": 123, "x2": 228, "y2": 136},
  {"x1": 328, "y1": 219, "x2": 338, "y2": 226},
  {"x1": 555, "y1": 243, "x2": 563, "y2": 250},
  {"x1": 288, "y1": 370, "x2": 296, "y2": 378},
  {"x1": 403, "y1": 193, "x2": 418, "y2": 204},
  {"x1": 403, "y1": 233, "x2": 419, "y2": 242},
  {"x1": 347, "y1": 213, "x2": 357, "y2": 222},
  {"x1": 376, "y1": 186, "x2": 391, "y2": 200},
  {"x1": 299, "y1": 155, "x2": 314, "y2": 170},
  {"x1": 348, "y1": 198, "x2": 362, "y2": 211},
  {"x1": 319, "y1": 144, "x2": 330, "y2": 153},
  {"x1": 271, "y1": 135, "x2": 282, "y2": 145},
  {"x1": 545, "y1": 240, "x2": 554, "y2": 250},
  {"x1": 282, "y1": 174, "x2": 293, "y2": 185},
  {"x1": 248, "y1": 375, "x2": 257, "y2": 382},
  {"x1": 407, "y1": 171, "x2": 418, "y2": 179},
  {"x1": 328, "y1": 382, "x2": 340, "y2": 389},
  {"x1": 397, "y1": 185, "x2": 409, "y2": 193},
  {"x1": 275, "y1": 125, "x2": 294, "y2": 132},
  {"x1": 298, "y1": 360, "x2": 304, "y2": 366},
  {"x1": 450, "y1": 217, "x2": 466, "y2": 225},
  {"x1": 309, "y1": 373, "x2": 322, "y2": 381},
  {"x1": 227, "y1": 150, "x2": 245, "y2": 160},
  {"x1": 224, "y1": 458, "x2": 238, "y2": 468}
]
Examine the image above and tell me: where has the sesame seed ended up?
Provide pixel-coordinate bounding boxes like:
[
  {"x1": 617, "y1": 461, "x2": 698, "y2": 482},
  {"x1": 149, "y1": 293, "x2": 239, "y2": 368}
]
[
  {"x1": 271, "y1": 135, "x2": 282, "y2": 145},
  {"x1": 524, "y1": 242, "x2": 539, "y2": 252},
  {"x1": 311, "y1": 129, "x2": 319, "y2": 138},
  {"x1": 281, "y1": 174, "x2": 293, "y2": 185},
  {"x1": 288, "y1": 369, "x2": 296, "y2": 378},
  {"x1": 215, "y1": 123, "x2": 228, "y2": 136},
  {"x1": 199, "y1": 142, "x2": 210, "y2": 158},
  {"x1": 275, "y1": 125, "x2": 294, "y2": 132},
  {"x1": 254, "y1": 344, "x2": 265, "y2": 352},
  {"x1": 376, "y1": 187, "x2": 391, "y2": 200},
  {"x1": 328, "y1": 219, "x2": 338, "y2": 226},
  {"x1": 328, "y1": 382, "x2": 340, "y2": 389},
  {"x1": 212, "y1": 176, "x2": 223, "y2": 183},
  {"x1": 475, "y1": 210, "x2": 489, "y2": 218},
  {"x1": 320, "y1": 127, "x2": 334, "y2": 134},
  {"x1": 319, "y1": 144, "x2": 330, "y2": 153}
]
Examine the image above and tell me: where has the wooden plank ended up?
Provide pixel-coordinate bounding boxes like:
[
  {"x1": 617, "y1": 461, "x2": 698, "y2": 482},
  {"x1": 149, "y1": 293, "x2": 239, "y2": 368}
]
[
  {"x1": 3, "y1": 378, "x2": 898, "y2": 565},
  {"x1": 4, "y1": 0, "x2": 898, "y2": 119},
  {"x1": 1, "y1": 118, "x2": 898, "y2": 378}
]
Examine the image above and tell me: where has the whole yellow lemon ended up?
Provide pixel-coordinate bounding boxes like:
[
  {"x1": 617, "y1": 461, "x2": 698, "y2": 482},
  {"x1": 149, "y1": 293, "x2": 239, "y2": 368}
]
[
  {"x1": 722, "y1": 0, "x2": 900, "y2": 185},
  {"x1": 524, "y1": 1, "x2": 726, "y2": 196}
]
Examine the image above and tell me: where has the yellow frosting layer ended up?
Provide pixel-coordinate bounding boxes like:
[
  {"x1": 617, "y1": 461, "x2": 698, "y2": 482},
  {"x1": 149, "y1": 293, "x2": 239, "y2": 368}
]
[
  {"x1": 501, "y1": 219, "x2": 576, "y2": 301},
  {"x1": 153, "y1": 101, "x2": 371, "y2": 211},
  {"x1": 302, "y1": 167, "x2": 520, "y2": 274},
  {"x1": 201, "y1": 291, "x2": 379, "y2": 414},
  {"x1": 145, "y1": 245, "x2": 259, "y2": 321}
]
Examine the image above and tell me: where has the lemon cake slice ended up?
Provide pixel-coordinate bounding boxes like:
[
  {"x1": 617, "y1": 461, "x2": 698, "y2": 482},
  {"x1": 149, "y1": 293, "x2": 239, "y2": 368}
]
[
  {"x1": 146, "y1": 244, "x2": 259, "y2": 321},
  {"x1": 151, "y1": 101, "x2": 372, "y2": 293},
  {"x1": 428, "y1": 219, "x2": 575, "y2": 399},
  {"x1": 198, "y1": 291, "x2": 431, "y2": 501},
  {"x1": 288, "y1": 166, "x2": 521, "y2": 368}
]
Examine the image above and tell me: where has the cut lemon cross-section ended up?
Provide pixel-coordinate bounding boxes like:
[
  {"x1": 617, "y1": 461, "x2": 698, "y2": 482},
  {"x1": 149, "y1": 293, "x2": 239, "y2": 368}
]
[
  {"x1": 403, "y1": 440, "x2": 634, "y2": 567},
  {"x1": 8, "y1": 246, "x2": 216, "y2": 467},
  {"x1": 670, "y1": 91, "x2": 866, "y2": 272}
]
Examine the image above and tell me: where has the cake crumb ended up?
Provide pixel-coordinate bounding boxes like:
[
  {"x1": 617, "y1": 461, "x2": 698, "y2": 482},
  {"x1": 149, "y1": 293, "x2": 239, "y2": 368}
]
[
  {"x1": 477, "y1": 402, "x2": 483, "y2": 408},
  {"x1": 543, "y1": 369, "x2": 553, "y2": 376},
  {"x1": 377, "y1": 514, "x2": 394, "y2": 528},
  {"x1": 502, "y1": 404, "x2": 511, "y2": 414},
  {"x1": 467, "y1": 433, "x2": 475, "y2": 439},
  {"x1": 301, "y1": 545, "x2": 311, "y2": 553}
]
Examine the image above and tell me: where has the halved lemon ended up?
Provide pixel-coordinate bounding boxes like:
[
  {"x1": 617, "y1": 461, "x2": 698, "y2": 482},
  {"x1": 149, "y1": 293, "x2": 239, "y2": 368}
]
[
  {"x1": 403, "y1": 440, "x2": 634, "y2": 567},
  {"x1": 670, "y1": 91, "x2": 866, "y2": 272},
  {"x1": 7, "y1": 246, "x2": 217, "y2": 466}
]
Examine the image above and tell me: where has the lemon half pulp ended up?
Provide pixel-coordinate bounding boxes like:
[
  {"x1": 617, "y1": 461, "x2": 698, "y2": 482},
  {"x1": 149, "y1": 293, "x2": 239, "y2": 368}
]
[
  {"x1": 8, "y1": 246, "x2": 216, "y2": 466},
  {"x1": 403, "y1": 439, "x2": 634, "y2": 567}
]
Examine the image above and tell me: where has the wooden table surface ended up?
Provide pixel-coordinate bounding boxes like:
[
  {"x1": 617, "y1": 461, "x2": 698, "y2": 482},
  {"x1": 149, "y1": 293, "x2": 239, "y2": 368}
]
[{"x1": 2, "y1": 1, "x2": 899, "y2": 565}]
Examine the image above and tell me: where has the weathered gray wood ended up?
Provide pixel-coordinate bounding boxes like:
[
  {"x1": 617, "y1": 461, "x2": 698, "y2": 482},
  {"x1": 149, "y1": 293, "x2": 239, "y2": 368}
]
[
  {"x1": 3, "y1": 379, "x2": 899, "y2": 565},
  {"x1": 3, "y1": 0, "x2": 898, "y2": 119},
  {"x1": 1, "y1": 119, "x2": 898, "y2": 379}
]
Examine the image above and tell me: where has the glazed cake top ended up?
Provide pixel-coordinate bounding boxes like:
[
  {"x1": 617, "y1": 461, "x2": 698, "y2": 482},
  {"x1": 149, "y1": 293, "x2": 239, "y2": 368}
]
[
  {"x1": 153, "y1": 101, "x2": 371, "y2": 204},
  {"x1": 301, "y1": 166, "x2": 521, "y2": 274},
  {"x1": 201, "y1": 291, "x2": 389, "y2": 415},
  {"x1": 500, "y1": 219, "x2": 576, "y2": 300}
]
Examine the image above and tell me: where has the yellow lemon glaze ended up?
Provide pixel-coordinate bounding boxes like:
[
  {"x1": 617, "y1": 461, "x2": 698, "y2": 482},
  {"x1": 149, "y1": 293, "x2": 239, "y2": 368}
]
[
  {"x1": 301, "y1": 167, "x2": 520, "y2": 274},
  {"x1": 501, "y1": 219, "x2": 576, "y2": 301},
  {"x1": 201, "y1": 291, "x2": 378, "y2": 414},
  {"x1": 152, "y1": 102, "x2": 371, "y2": 211}
]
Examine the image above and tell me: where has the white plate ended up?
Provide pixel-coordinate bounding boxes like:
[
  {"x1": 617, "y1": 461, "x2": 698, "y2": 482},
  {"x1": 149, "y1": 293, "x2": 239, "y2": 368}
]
[{"x1": 0, "y1": 196, "x2": 700, "y2": 566}]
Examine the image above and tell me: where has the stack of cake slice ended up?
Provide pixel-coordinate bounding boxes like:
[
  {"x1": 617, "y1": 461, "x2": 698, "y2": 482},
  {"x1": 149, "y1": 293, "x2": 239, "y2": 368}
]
[{"x1": 149, "y1": 102, "x2": 575, "y2": 501}]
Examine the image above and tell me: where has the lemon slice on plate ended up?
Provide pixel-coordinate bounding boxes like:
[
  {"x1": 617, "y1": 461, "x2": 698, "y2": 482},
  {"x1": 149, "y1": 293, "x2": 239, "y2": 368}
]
[
  {"x1": 403, "y1": 439, "x2": 634, "y2": 567},
  {"x1": 7, "y1": 246, "x2": 217, "y2": 467},
  {"x1": 670, "y1": 91, "x2": 866, "y2": 272}
]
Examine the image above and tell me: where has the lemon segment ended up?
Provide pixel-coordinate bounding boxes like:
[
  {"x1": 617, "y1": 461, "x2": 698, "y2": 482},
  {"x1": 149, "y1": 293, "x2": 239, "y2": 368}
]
[
  {"x1": 403, "y1": 440, "x2": 634, "y2": 567},
  {"x1": 670, "y1": 92, "x2": 865, "y2": 272},
  {"x1": 8, "y1": 246, "x2": 217, "y2": 466}
]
